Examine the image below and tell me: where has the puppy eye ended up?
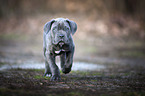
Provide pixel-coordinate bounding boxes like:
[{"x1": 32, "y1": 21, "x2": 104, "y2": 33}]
[
  {"x1": 52, "y1": 27, "x2": 57, "y2": 31},
  {"x1": 67, "y1": 28, "x2": 69, "y2": 31},
  {"x1": 64, "y1": 27, "x2": 69, "y2": 31}
]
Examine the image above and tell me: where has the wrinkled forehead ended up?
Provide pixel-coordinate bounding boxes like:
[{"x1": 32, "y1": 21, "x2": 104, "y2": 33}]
[{"x1": 51, "y1": 19, "x2": 70, "y2": 29}]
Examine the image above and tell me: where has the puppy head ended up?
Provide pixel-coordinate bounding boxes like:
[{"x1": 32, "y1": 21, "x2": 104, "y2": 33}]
[{"x1": 44, "y1": 18, "x2": 77, "y2": 45}]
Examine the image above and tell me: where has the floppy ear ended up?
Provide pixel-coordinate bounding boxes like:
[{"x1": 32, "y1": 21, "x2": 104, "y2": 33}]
[
  {"x1": 66, "y1": 19, "x2": 77, "y2": 35},
  {"x1": 44, "y1": 19, "x2": 55, "y2": 34}
]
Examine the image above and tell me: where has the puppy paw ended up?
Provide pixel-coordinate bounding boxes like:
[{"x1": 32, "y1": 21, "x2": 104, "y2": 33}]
[
  {"x1": 43, "y1": 72, "x2": 52, "y2": 77},
  {"x1": 62, "y1": 68, "x2": 71, "y2": 74},
  {"x1": 50, "y1": 75, "x2": 61, "y2": 81}
]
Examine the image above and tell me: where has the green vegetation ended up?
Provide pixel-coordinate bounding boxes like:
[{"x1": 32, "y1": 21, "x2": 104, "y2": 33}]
[
  {"x1": 122, "y1": 92, "x2": 145, "y2": 96},
  {"x1": 66, "y1": 91, "x2": 85, "y2": 96},
  {"x1": 34, "y1": 75, "x2": 50, "y2": 80},
  {"x1": 0, "y1": 88, "x2": 44, "y2": 96},
  {"x1": 0, "y1": 33, "x2": 27, "y2": 41},
  {"x1": 71, "y1": 71, "x2": 103, "y2": 76},
  {"x1": 121, "y1": 51, "x2": 145, "y2": 58}
]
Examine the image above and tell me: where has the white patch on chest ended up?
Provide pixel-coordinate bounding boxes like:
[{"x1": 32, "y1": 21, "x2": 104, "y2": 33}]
[
  {"x1": 55, "y1": 50, "x2": 61, "y2": 54},
  {"x1": 54, "y1": 49, "x2": 67, "y2": 54}
]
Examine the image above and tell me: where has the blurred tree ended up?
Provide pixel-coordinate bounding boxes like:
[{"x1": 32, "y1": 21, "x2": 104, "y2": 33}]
[{"x1": 0, "y1": 0, "x2": 145, "y2": 19}]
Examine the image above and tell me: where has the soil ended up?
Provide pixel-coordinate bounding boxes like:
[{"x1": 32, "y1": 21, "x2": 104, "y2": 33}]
[{"x1": 0, "y1": 61, "x2": 145, "y2": 96}]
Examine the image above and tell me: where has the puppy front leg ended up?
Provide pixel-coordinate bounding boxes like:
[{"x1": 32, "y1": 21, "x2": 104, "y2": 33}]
[
  {"x1": 62, "y1": 47, "x2": 74, "y2": 74},
  {"x1": 45, "y1": 52, "x2": 61, "y2": 81},
  {"x1": 60, "y1": 52, "x2": 66, "y2": 70}
]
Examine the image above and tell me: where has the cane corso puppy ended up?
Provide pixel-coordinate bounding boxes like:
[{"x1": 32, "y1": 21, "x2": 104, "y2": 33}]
[{"x1": 43, "y1": 18, "x2": 77, "y2": 81}]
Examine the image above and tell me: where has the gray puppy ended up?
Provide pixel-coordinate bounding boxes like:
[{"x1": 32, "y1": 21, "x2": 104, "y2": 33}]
[{"x1": 43, "y1": 18, "x2": 77, "y2": 81}]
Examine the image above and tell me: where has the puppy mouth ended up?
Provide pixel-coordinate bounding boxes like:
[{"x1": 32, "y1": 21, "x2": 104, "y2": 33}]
[
  {"x1": 59, "y1": 42, "x2": 64, "y2": 47},
  {"x1": 53, "y1": 39, "x2": 69, "y2": 47},
  {"x1": 58, "y1": 39, "x2": 65, "y2": 47}
]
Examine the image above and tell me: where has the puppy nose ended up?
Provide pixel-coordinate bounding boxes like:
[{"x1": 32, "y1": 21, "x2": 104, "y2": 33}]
[{"x1": 59, "y1": 34, "x2": 64, "y2": 38}]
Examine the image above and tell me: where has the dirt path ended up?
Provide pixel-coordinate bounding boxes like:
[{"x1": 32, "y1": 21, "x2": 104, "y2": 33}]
[{"x1": 0, "y1": 61, "x2": 145, "y2": 96}]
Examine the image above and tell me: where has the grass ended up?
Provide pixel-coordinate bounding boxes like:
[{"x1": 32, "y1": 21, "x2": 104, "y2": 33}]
[
  {"x1": 0, "y1": 33, "x2": 27, "y2": 41},
  {"x1": 0, "y1": 88, "x2": 44, "y2": 96},
  {"x1": 34, "y1": 75, "x2": 51, "y2": 80},
  {"x1": 121, "y1": 91, "x2": 145, "y2": 96},
  {"x1": 71, "y1": 71, "x2": 104, "y2": 76},
  {"x1": 100, "y1": 92, "x2": 145, "y2": 96},
  {"x1": 0, "y1": 62, "x2": 7, "y2": 68},
  {"x1": 121, "y1": 51, "x2": 145, "y2": 58},
  {"x1": 66, "y1": 91, "x2": 85, "y2": 96},
  {"x1": 10, "y1": 68, "x2": 44, "y2": 72}
]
